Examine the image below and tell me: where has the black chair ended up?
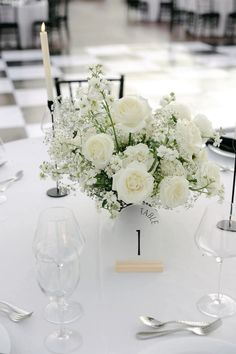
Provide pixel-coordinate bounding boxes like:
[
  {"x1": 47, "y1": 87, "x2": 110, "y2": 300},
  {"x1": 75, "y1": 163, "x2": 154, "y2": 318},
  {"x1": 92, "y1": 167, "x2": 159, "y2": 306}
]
[
  {"x1": 0, "y1": 3, "x2": 20, "y2": 50},
  {"x1": 57, "y1": 0, "x2": 70, "y2": 37},
  {"x1": 32, "y1": 0, "x2": 70, "y2": 46},
  {"x1": 55, "y1": 75, "x2": 125, "y2": 103},
  {"x1": 158, "y1": 0, "x2": 172, "y2": 22},
  {"x1": 195, "y1": 0, "x2": 220, "y2": 37},
  {"x1": 169, "y1": 0, "x2": 187, "y2": 32},
  {"x1": 125, "y1": 0, "x2": 149, "y2": 21},
  {"x1": 224, "y1": 1, "x2": 236, "y2": 41}
]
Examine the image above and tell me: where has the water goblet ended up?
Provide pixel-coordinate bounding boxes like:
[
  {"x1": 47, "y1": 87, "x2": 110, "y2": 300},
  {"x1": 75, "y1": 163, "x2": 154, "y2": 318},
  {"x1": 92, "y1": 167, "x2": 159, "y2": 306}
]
[
  {"x1": 33, "y1": 206, "x2": 85, "y2": 324},
  {"x1": 36, "y1": 239, "x2": 82, "y2": 353},
  {"x1": 195, "y1": 201, "x2": 236, "y2": 317}
]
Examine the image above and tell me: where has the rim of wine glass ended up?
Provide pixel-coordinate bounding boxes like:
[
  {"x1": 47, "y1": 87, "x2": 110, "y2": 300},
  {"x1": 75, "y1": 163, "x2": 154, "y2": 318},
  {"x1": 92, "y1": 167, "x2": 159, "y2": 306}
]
[
  {"x1": 194, "y1": 200, "x2": 236, "y2": 258},
  {"x1": 38, "y1": 206, "x2": 77, "y2": 221},
  {"x1": 33, "y1": 206, "x2": 86, "y2": 256}
]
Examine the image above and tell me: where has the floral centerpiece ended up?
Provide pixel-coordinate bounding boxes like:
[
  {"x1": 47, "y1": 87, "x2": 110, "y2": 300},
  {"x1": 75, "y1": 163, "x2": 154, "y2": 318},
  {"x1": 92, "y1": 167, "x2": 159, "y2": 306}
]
[{"x1": 41, "y1": 65, "x2": 223, "y2": 218}]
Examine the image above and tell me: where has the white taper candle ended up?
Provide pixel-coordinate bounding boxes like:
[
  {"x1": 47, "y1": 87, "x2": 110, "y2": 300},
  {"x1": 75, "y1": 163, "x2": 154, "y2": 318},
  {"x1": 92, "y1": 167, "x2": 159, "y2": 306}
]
[{"x1": 40, "y1": 22, "x2": 54, "y2": 101}]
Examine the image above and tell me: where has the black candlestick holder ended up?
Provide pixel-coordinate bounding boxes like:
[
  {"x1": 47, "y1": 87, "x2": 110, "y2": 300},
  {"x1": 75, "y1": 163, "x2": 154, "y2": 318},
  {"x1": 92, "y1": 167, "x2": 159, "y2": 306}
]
[
  {"x1": 217, "y1": 137, "x2": 236, "y2": 232},
  {"x1": 46, "y1": 100, "x2": 68, "y2": 198}
]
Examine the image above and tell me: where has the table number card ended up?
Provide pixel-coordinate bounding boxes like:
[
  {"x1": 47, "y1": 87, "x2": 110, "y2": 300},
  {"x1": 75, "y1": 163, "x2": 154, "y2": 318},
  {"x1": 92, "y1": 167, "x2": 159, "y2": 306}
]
[{"x1": 99, "y1": 205, "x2": 164, "y2": 273}]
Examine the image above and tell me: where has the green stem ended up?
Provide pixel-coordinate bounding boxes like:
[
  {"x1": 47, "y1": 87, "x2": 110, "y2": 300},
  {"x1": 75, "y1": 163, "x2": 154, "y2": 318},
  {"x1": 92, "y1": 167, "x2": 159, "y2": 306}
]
[
  {"x1": 189, "y1": 181, "x2": 213, "y2": 192},
  {"x1": 148, "y1": 156, "x2": 158, "y2": 173},
  {"x1": 128, "y1": 133, "x2": 132, "y2": 145},
  {"x1": 101, "y1": 93, "x2": 120, "y2": 151},
  {"x1": 89, "y1": 112, "x2": 105, "y2": 133}
]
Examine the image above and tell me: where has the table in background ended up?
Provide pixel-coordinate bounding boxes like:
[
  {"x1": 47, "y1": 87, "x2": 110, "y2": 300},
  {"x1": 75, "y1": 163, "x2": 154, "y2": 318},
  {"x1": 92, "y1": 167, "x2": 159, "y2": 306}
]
[
  {"x1": 0, "y1": 0, "x2": 48, "y2": 48},
  {"x1": 178, "y1": 0, "x2": 234, "y2": 37},
  {"x1": 1, "y1": 137, "x2": 236, "y2": 353},
  {"x1": 145, "y1": 0, "x2": 163, "y2": 22},
  {"x1": 145, "y1": 0, "x2": 234, "y2": 37}
]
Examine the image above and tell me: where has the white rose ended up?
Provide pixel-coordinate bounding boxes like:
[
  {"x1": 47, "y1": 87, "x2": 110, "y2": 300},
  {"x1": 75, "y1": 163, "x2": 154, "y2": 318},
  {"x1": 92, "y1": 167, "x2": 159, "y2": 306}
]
[
  {"x1": 123, "y1": 143, "x2": 154, "y2": 169},
  {"x1": 170, "y1": 102, "x2": 192, "y2": 121},
  {"x1": 83, "y1": 133, "x2": 114, "y2": 169},
  {"x1": 112, "y1": 162, "x2": 154, "y2": 204},
  {"x1": 193, "y1": 114, "x2": 213, "y2": 138},
  {"x1": 159, "y1": 176, "x2": 189, "y2": 208},
  {"x1": 196, "y1": 149, "x2": 208, "y2": 165},
  {"x1": 176, "y1": 119, "x2": 202, "y2": 157},
  {"x1": 113, "y1": 95, "x2": 151, "y2": 133}
]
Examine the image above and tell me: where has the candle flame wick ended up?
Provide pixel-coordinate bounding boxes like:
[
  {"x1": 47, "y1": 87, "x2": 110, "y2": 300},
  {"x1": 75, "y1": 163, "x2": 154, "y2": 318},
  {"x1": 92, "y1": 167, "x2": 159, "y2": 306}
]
[{"x1": 41, "y1": 22, "x2": 46, "y2": 32}]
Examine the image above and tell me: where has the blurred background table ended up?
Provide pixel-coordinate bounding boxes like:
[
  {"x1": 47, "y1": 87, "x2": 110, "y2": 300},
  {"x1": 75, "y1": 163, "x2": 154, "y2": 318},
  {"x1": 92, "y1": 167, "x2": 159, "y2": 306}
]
[{"x1": 0, "y1": 0, "x2": 48, "y2": 48}]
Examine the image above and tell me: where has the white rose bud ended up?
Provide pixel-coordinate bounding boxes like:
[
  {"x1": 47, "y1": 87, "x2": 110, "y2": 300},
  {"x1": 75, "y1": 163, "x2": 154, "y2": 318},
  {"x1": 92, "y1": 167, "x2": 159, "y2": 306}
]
[
  {"x1": 113, "y1": 95, "x2": 151, "y2": 133},
  {"x1": 176, "y1": 119, "x2": 202, "y2": 157},
  {"x1": 123, "y1": 143, "x2": 154, "y2": 169},
  {"x1": 112, "y1": 162, "x2": 154, "y2": 204},
  {"x1": 83, "y1": 133, "x2": 114, "y2": 169},
  {"x1": 159, "y1": 176, "x2": 189, "y2": 208},
  {"x1": 193, "y1": 114, "x2": 213, "y2": 138},
  {"x1": 170, "y1": 102, "x2": 192, "y2": 121}
]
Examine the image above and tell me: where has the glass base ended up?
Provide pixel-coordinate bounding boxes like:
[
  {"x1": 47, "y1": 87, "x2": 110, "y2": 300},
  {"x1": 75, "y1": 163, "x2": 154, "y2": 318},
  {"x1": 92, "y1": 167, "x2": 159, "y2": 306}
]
[
  {"x1": 45, "y1": 328, "x2": 82, "y2": 354},
  {"x1": 197, "y1": 293, "x2": 236, "y2": 318},
  {"x1": 44, "y1": 301, "x2": 83, "y2": 324}
]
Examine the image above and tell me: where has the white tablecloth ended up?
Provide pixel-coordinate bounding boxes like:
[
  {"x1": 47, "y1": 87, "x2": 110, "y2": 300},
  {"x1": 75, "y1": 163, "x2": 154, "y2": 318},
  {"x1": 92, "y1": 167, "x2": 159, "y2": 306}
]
[
  {"x1": 1, "y1": 0, "x2": 48, "y2": 48},
  {"x1": 1, "y1": 137, "x2": 236, "y2": 353}
]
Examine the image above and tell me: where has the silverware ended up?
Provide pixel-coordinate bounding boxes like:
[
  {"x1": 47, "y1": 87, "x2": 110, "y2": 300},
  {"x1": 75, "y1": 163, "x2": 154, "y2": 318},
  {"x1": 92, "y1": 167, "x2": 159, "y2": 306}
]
[
  {"x1": 0, "y1": 170, "x2": 23, "y2": 192},
  {"x1": 0, "y1": 301, "x2": 33, "y2": 322},
  {"x1": 136, "y1": 318, "x2": 222, "y2": 340},
  {"x1": 218, "y1": 164, "x2": 234, "y2": 173},
  {"x1": 139, "y1": 315, "x2": 212, "y2": 329},
  {"x1": 0, "y1": 160, "x2": 7, "y2": 168}
]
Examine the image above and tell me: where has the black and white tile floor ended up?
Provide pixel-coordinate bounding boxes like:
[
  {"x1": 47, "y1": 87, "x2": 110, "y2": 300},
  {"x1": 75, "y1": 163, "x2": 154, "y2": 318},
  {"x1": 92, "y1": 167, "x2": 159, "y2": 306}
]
[{"x1": 1, "y1": 41, "x2": 236, "y2": 142}]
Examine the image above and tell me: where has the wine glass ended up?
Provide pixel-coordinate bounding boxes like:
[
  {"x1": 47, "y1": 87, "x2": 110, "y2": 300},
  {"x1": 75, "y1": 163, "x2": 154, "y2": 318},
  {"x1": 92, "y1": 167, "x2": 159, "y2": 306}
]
[
  {"x1": 41, "y1": 105, "x2": 53, "y2": 134},
  {"x1": 33, "y1": 207, "x2": 85, "y2": 324},
  {"x1": 195, "y1": 201, "x2": 236, "y2": 318},
  {"x1": 35, "y1": 234, "x2": 82, "y2": 353}
]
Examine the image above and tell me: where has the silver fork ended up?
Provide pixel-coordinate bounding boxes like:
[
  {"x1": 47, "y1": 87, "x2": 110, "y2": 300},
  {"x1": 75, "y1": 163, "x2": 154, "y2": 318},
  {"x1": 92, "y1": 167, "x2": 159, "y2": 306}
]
[
  {"x1": 139, "y1": 315, "x2": 211, "y2": 329},
  {"x1": 0, "y1": 170, "x2": 23, "y2": 193},
  {"x1": 0, "y1": 301, "x2": 33, "y2": 322},
  {"x1": 136, "y1": 318, "x2": 222, "y2": 340}
]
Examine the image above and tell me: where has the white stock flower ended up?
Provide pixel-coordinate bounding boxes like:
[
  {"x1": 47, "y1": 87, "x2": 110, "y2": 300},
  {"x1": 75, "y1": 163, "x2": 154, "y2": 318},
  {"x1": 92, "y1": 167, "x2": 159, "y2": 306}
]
[
  {"x1": 193, "y1": 114, "x2": 213, "y2": 138},
  {"x1": 176, "y1": 119, "x2": 202, "y2": 157},
  {"x1": 195, "y1": 149, "x2": 208, "y2": 165},
  {"x1": 112, "y1": 162, "x2": 154, "y2": 204},
  {"x1": 83, "y1": 133, "x2": 114, "y2": 169},
  {"x1": 160, "y1": 92, "x2": 175, "y2": 107},
  {"x1": 123, "y1": 143, "x2": 154, "y2": 169},
  {"x1": 199, "y1": 161, "x2": 221, "y2": 195},
  {"x1": 113, "y1": 95, "x2": 151, "y2": 133},
  {"x1": 160, "y1": 159, "x2": 186, "y2": 177},
  {"x1": 170, "y1": 102, "x2": 192, "y2": 121},
  {"x1": 159, "y1": 176, "x2": 189, "y2": 208},
  {"x1": 157, "y1": 145, "x2": 179, "y2": 161}
]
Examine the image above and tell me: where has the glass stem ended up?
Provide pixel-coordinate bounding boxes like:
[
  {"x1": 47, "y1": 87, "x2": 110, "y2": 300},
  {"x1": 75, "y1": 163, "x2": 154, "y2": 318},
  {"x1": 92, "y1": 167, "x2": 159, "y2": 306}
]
[
  {"x1": 216, "y1": 257, "x2": 223, "y2": 303},
  {"x1": 58, "y1": 297, "x2": 67, "y2": 339}
]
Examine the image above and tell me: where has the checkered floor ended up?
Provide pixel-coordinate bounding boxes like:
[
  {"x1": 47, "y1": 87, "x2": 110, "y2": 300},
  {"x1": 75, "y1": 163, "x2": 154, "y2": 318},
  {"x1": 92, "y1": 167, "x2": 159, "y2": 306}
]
[{"x1": 1, "y1": 41, "x2": 236, "y2": 142}]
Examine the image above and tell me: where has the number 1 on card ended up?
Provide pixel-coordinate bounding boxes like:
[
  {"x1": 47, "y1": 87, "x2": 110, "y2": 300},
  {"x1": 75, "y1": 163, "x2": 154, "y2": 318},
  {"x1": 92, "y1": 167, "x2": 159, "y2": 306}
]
[{"x1": 136, "y1": 230, "x2": 141, "y2": 256}]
